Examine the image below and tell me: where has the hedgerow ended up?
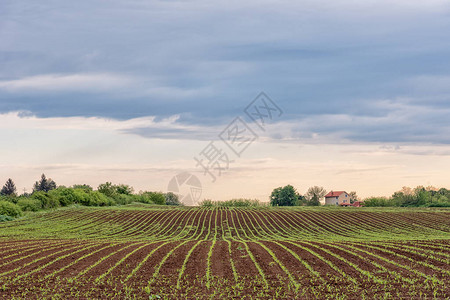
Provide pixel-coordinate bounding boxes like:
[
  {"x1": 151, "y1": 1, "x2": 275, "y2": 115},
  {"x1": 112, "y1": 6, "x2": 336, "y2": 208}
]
[
  {"x1": 0, "y1": 200, "x2": 22, "y2": 218},
  {"x1": 200, "y1": 199, "x2": 267, "y2": 207},
  {"x1": 31, "y1": 191, "x2": 60, "y2": 209},
  {"x1": 17, "y1": 198, "x2": 41, "y2": 212}
]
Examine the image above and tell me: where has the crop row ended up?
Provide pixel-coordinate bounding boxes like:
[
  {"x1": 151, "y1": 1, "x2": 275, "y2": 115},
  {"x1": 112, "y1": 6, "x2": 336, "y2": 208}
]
[
  {"x1": 1, "y1": 207, "x2": 449, "y2": 241},
  {"x1": 0, "y1": 238, "x2": 448, "y2": 299}
]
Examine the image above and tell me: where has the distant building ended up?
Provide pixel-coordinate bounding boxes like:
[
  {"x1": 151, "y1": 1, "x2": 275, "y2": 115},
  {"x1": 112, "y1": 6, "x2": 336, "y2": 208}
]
[
  {"x1": 352, "y1": 201, "x2": 364, "y2": 207},
  {"x1": 325, "y1": 191, "x2": 350, "y2": 205}
]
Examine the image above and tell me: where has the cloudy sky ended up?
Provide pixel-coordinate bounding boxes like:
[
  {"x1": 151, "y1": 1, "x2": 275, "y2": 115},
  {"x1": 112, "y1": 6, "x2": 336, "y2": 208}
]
[{"x1": 1, "y1": 0, "x2": 450, "y2": 202}]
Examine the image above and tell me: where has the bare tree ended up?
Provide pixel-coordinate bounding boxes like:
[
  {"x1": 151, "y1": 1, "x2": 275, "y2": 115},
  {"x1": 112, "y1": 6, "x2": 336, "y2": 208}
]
[
  {"x1": 305, "y1": 186, "x2": 326, "y2": 206},
  {"x1": 348, "y1": 191, "x2": 359, "y2": 204}
]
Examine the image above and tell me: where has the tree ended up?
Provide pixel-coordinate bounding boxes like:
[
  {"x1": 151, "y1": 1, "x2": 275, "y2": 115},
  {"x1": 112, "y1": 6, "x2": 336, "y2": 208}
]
[
  {"x1": 400, "y1": 186, "x2": 414, "y2": 196},
  {"x1": 348, "y1": 191, "x2": 359, "y2": 204},
  {"x1": 148, "y1": 192, "x2": 166, "y2": 205},
  {"x1": 72, "y1": 184, "x2": 93, "y2": 192},
  {"x1": 305, "y1": 186, "x2": 326, "y2": 206},
  {"x1": 165, "y1": 192, "x2": 181, "y2": 205},
  {"x1": 33, "y1": 174, "x2": 57, "y2": 193},
  {"x1": 97, "y1": 182, "x2": 116, "y2": 197},
  {"x1": 270, "y1": 185, "x2": 299, "y2": 206},
  {"x1": 115, "y1": 184, "x2": 134, "y2": 195},
  {"x1": 438, "y1": 188, "x2": 450, "y2": 196},
  {"x1": 1, "y1": 178, "x2": 17, "y2": 197},
  {"x1": 98, "y1": 182, "x2": 133, "y2": 197}
]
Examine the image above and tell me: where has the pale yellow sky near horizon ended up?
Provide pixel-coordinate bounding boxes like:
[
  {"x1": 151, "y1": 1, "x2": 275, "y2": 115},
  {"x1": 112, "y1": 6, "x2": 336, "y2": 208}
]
[{"x1": 1, "y1": 112, "x2": 449, "y2": 203}]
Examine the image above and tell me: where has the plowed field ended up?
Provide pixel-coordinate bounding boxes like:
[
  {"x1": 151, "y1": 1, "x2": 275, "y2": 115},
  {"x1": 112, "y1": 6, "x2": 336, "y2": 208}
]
[{"x1": 0, "y1": 206, "x2": 449, "y2": 299}]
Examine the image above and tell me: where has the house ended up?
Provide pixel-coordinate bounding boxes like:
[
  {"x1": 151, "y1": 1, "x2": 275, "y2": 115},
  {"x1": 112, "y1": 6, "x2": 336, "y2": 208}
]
[{"x1": 324, "y1": 191, "x2": 350, "y2": 205}]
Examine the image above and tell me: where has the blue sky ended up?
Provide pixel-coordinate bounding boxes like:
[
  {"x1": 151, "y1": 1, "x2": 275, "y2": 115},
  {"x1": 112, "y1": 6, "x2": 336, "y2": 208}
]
[{"x1": 1, "y1": 0, "x2": 450, "y2": 201}]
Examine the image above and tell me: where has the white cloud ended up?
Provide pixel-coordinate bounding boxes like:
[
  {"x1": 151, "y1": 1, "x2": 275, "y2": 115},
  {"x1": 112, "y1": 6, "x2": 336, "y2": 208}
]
[
  {"x1": 0, "y1": 73, "x2": 213, "y2": 99},
  {"x1": 0, "y1": 73, "x2": 134, "y2": 92},
  {"x1": 0, "y1": 111, "x2": 225, "y2": 142},
  {"x1": 0, "y1": 111, "x2": 182, "y2": 131}
]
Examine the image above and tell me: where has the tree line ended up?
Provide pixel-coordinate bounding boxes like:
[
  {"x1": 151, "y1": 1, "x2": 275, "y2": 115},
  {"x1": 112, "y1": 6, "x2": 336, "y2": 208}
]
[
  {"x1": 0, "y1": 174, "x2": 181, "y2": 220},
  {"x1": 269, "y1": 184, "x2": 450, "y2": 207},
  {"x1": 270, "y1": 185, "x2": 341, "y2": 206},
  {"x1": 364, "y1": 186, "x2": 450, "y2": 207}
]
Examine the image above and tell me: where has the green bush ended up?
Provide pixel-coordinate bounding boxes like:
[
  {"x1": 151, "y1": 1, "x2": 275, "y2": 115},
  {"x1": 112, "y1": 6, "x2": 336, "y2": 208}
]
[
  {"x1": 77, "y1": 192, "x2": 92, "y2": 206},
  {"x1": 43, "y1": 187, "x2": 117, "y2": 207},
  {"x1": 137, "y1": 193, "x2": 154, "y2": 204},
  {"x1": 199, "y1": 198, "x2": 266, "y2": 207},
  {"x1": 0, "y1": 201, "x2": 22, "y2": 217},
  {"x1": 90, "y1": 191, "x2": 115, "y2": 206},
  {"x1": 150, "y1": 192, "x2": 166, "y2": 205},
  {"x1": 0, "y1": 215, "x2": 14, "y2": 222},
  {"x1": 0, "y1": 195, "x2": 18, "y2": 204},
  {"x1": 73, "y1": 189, "x2": 90, "y2": 204},
  {"x1": 80, "y1": 191, "x2": 116, "y2": 206},
  {"x1": 31, "y1": 191, "x2": 60, "y2": 209},
  {"x1": 49, "y1": 187, "x2": 77, "y2": 206},
  {"x1": 112, "y1": 194, "x2": 134, "y2": 205},
  {"x1": 225, "y1": 198, "x2": 265, "y2": 207},
  {"x1": 199, "y1": 199, "x2": 213, "y2": 207},
  {"x1": 54, "y1": 187, "x2": 97, "y2": 206},
  {"x1": 17, "y1": 199, "x2": 41, "y2": 212},
  {"x1": 72, "y1": 184, "x2": 93, "y2": 192},
  {"x1": 139, "y1": 192, "x2": 165, "y2": 205}
]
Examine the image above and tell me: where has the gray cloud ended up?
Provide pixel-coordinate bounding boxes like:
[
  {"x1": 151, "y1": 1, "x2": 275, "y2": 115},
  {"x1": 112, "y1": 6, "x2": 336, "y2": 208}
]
[{"x1": 1, "y1": 0, "x2": 450, "y2": 144}]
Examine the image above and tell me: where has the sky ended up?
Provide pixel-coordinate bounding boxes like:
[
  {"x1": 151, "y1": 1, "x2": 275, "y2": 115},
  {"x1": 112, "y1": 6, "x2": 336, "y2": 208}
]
[{"x1": 1, "y1": 0, "x2": 450, "y2": 203}]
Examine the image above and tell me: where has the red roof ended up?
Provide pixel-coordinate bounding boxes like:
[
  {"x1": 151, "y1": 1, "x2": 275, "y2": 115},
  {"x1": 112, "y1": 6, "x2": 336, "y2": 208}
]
[{"x1": 325, "y1": 191, "x2": 346, "y2": 198}]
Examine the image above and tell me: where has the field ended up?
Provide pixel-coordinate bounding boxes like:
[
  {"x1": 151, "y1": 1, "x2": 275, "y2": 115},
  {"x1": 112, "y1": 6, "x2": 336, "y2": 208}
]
[{"x1": 0, "y1": 205, "x2": 449, "y2": 299}]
